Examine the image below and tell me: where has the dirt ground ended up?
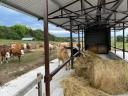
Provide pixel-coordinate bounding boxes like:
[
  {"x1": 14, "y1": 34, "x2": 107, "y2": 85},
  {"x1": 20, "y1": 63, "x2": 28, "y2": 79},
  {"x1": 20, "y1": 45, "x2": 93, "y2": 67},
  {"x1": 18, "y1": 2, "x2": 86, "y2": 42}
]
[{"x1": 0, "y1": 49, "x2": 57, "y2": 86}]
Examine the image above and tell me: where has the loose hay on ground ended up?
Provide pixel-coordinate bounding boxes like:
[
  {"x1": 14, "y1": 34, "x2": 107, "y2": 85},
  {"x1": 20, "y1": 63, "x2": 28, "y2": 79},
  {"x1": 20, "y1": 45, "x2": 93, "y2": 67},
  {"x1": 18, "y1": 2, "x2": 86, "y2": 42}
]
[{"x1": 62, "y1": 51, "x2": 128, "y2": 95}]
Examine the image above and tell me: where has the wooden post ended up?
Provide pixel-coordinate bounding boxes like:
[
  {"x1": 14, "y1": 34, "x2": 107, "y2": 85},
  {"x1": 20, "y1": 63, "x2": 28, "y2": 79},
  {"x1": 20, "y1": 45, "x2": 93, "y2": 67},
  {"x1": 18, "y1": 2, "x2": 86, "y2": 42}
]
[{"x1": 37, "y1": 73, "x2": 42, "y2": 96}]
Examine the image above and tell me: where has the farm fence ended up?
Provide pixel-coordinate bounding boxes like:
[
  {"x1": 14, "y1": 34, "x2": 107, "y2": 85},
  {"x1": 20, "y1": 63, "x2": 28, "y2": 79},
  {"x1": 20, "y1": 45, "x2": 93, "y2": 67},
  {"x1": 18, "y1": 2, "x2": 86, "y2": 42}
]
[{"x1": 14, "y1": 73, "x2": 43, "y2": 96}]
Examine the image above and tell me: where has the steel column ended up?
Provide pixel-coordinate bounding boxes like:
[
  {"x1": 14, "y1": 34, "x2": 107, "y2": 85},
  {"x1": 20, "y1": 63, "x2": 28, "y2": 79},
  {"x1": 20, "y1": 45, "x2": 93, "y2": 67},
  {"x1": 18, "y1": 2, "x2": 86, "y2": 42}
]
[
  {"x1": 43, "y1": 0, "x2": 50, "y2": 96},
  {"x1": 80, "y1": 0, "x2": 84, "y2": 14},
  {"x1": 114, "y1": 27, "x2": 116, "y2": 53},
  {"x1": 84, "y1": 28, "x2": 86, "y2": 50},
  {"x1": 127, "y1": 0, "x2": 128, "y2": 11},
  {"x1": 78, "y1": 26, "x2": 80, "y2": 52},
  {"x1": 82, "y1": 29, "x2": 84, "y2": 50},
  {"x1": 70, "y1": 17, "x2": 73, "y2": 69},
  {"x1": 123, "y1": 23, "x2": 125, "y2": 59}
]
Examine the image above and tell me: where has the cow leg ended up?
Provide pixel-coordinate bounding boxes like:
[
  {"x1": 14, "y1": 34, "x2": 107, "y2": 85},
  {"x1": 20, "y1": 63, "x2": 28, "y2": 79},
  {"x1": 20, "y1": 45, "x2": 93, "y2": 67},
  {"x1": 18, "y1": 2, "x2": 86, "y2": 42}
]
[
  {"x1": 18, "y1": 56, "x2": 21, "y2": 62},
  {"x1": 68, "y1": 61, "x2": 70, "y2": 70},
  {"x1": 10, "y1": 54, "x2": 14, "y2": 60},
  {"x1": 65, "y1": 58, "x2": 71, "y2": 70},
  {"x1": 58, "y1": 59, "x2": 60, "y2": 67},
  {"x1": 66, "y1": 63, "x2": 68, "y2": 70},
  {"x1": 1, "y1": 56, "x2": 3, "y2": 64},
  {"x1": 67, "y1": 62, "x2": 70, "y2": 70},
  {"x1": 5, "y1": 58, "x2": 8, "y2": 63},
  {"x1": 1, "y1": 57, "x2": 3, "y2": 64},
  {"x1": 65, "y1": 60, "x2": 68, "y2": 70}
]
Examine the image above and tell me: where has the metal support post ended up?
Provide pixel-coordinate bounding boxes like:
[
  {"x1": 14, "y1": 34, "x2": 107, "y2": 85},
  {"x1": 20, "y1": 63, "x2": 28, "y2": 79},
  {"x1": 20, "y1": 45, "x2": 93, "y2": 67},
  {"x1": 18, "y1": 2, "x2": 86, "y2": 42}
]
[
  {"x1": 114, "y1": 26, "x2": 116, "y2": 53},
  {"x1": 78, "y1": 26, "x2": 80, "y2": 52},
  {"x1": 70, "y1": 17, "x2": 73, "y2": 69},
  {"x1": 84, "y1": 28, "x2": 86, "y2": 50},
  {"x1": 43, "y1": 0, "x2": 51, "y2": 96},
  {"x1": 82, "y1": 28, "x2": 84, "y2": 50},
  {"x1": 123, "y1": 23, "x2": 125, "y2": 59}
]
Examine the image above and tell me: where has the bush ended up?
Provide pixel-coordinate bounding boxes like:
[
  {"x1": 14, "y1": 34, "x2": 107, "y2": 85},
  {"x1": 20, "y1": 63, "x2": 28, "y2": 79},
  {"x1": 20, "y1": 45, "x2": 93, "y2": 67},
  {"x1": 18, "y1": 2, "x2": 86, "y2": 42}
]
[{"x1": 117, "y1": 35, "x2": 123, "y2": 42}]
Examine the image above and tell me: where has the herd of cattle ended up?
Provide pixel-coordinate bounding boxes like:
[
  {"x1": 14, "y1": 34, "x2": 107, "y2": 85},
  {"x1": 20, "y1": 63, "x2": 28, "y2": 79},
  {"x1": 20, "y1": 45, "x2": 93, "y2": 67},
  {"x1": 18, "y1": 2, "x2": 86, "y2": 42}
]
[
  {"x1": 0, "y1": 43, "x2": 31, "y2": 64},
  {"x1": 0, "y1": 42, "x2": 80, "y2": 70}
]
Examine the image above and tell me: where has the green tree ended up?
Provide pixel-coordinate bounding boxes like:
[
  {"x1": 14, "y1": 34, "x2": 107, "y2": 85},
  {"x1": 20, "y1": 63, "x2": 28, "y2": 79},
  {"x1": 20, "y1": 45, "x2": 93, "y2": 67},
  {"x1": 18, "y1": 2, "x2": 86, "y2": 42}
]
[
  {"x1": 10, "y1": 24, "x2": 29, "y2": 38},
  {"x1": 117, "y1": 35, "x2": 123, "y2": 42},
  {"x1": 0, "y1": 24, "x2": 73, "y2": 42},
  {"x1": 126, "y1": 35, "x2": 128, "y2": 43},
  {"x1": 0, "y1": 26, "x2": 9, "y2": 39},
  {"x1": 33, "y1": 29, "x2": 44, "y2": 40}
]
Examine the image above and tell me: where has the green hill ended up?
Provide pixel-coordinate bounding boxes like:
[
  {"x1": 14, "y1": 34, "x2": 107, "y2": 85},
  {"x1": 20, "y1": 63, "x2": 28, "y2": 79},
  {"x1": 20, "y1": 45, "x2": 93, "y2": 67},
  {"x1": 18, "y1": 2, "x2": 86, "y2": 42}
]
[{"x1": 0, "y1": 24, "x2": 69, "y2": 42}]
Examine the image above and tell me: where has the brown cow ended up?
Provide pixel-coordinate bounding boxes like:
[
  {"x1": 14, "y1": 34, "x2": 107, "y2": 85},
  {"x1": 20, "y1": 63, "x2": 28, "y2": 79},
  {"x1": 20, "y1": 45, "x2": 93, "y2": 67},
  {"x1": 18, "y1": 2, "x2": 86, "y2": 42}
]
[
  {"x1": 0, "y1": 45, "x2": 11, "y2": 64},
  {"x1": 10, "y1": 43, "x2": 24, "y2": 62},
  {"x1": 57, "y1": 46, "x2": 70, "y2": 70}
]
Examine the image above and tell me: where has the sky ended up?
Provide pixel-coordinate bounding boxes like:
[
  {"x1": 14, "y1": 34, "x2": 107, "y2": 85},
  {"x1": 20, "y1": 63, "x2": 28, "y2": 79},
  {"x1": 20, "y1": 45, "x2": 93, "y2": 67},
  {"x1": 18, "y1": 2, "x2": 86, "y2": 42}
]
[
  {"x1": 0, "y1": 5, "x2": 79, "y2": 37},
  {"x1": 0, "y1": 5, "x2": 127, "y2": 37}
]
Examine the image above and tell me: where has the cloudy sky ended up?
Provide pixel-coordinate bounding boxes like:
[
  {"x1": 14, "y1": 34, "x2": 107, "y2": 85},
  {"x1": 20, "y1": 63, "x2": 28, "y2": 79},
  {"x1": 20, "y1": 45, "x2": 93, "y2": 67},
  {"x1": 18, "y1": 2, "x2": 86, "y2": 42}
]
[
  {"x1": 0, "y1": 5, "x2": 127, "y2": 37},
  {"x1": 0, "y1": 5, "x2": 79, "y2": 37}
]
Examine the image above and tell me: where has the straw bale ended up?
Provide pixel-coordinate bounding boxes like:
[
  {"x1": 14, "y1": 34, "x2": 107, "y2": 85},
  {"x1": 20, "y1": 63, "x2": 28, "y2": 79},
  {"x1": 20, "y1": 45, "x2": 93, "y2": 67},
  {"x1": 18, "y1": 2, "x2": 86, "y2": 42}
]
[
  {"x1": 62, "y1": 75, "x2": 111, "y2": 96},
  {"x1": 74, "y1": 51, "x2": 128, "y2": 94}
]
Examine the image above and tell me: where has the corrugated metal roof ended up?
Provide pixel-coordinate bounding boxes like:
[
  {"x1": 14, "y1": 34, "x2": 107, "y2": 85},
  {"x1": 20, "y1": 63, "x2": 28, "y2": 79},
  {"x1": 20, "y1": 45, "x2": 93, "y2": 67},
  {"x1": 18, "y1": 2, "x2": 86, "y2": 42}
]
[{"x1": 0, "y1": 0, "x2": 128, "y2": 31}]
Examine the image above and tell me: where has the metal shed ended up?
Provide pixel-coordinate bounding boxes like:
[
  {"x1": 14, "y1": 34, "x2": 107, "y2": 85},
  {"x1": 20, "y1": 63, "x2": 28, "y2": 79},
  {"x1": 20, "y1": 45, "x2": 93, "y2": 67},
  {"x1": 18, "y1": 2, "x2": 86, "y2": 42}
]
[{"x1": 0, "y1": 0, "x2": 128, "y2": 96}]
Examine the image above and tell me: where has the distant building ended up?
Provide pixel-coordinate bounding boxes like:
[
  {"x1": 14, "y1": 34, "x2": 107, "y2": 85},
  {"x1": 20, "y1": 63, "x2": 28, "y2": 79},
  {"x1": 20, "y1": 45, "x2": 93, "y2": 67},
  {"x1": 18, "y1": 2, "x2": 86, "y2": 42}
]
[{"x1": 22, "y1": 37, "x2": 34, "y2": 41}]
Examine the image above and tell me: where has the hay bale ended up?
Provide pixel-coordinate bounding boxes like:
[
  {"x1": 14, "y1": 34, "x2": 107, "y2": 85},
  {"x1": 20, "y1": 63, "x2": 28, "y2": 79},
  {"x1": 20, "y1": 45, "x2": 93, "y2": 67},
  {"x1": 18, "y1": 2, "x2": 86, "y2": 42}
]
[
  {"x1": 62, "y1": 75, "x2": 111, "y2": 96},
  {"x1": 92, "y1": 59, "x2": 128, "y2": 94},
  {"x1": 74, "y1": 51, "x2": 128, "y2": 95},
  {"x1": 74, "y1": 51, "x2": 100, "y2": 78}
]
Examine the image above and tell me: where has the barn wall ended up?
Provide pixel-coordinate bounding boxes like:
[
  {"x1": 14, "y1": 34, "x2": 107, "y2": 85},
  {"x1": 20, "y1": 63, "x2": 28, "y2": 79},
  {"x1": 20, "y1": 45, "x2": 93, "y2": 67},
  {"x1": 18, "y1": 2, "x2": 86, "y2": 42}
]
[{"x1": 85, "y1": 24, "x2": 110, "y2": 54}]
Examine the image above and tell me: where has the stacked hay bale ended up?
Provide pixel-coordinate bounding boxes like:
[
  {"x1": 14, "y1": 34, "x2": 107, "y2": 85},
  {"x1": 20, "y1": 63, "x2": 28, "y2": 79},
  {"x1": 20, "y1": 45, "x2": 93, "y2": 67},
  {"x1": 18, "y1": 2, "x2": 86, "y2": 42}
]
[
  {"x1": 62, "y1": 75, "x2": 111, "y2": 96},
  {"x1": 62, "y1": 51, "x2": 128, "y2": 95}
]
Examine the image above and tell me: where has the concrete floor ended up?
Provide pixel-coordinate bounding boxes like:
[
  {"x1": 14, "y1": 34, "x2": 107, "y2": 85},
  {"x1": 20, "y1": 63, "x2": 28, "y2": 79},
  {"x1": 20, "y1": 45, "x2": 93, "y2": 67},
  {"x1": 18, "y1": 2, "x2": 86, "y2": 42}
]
[{"x1": 0, "y1": 59, "x2": 73, "y2": 96}]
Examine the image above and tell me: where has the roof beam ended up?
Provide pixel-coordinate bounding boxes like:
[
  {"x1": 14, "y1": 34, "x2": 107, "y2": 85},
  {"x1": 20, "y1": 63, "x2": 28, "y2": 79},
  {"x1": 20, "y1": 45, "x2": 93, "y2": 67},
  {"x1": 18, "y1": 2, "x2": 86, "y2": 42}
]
[
  {"x1": 49, "y1": 0, "x2": 116, "y2": 20},
  {"x1": 48, "y1": 0, "x2": 79, "y2": 16},
  {"x1": 83, "y1": 0, "x2": 94, "y2": 7},
  {"x1": 57, "y1": 8, "x2": 96, "y2": 27},
  {"x1": 64, "y1": 8, "x2": 80, "y2": 16},
  {"x1": 106, "y1": 0, "x2": 124, "y2": 20},
  {"x1": 96, "y1": 0, "x2": 102, "y2": 22},
  {"x1": 109, "y1": 15, "x2": 128, "y2": 28},
  {"x1": 80, "y1": 0, "x2": 84, "y2": 14},
  {"x1": 104, "y1": 8, "x2": 128, "y2": 15}
]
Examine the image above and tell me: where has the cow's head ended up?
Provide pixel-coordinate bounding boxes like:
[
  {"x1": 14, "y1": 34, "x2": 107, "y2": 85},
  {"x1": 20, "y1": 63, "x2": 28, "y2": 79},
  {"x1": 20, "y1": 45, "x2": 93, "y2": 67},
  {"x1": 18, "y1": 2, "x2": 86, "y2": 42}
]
[
  {"x1": 21, "y1": 50, "x2": 24, "y2": 55},
  {"x1": 5, "y1": 52, "x2": 11, "y2": 60}
]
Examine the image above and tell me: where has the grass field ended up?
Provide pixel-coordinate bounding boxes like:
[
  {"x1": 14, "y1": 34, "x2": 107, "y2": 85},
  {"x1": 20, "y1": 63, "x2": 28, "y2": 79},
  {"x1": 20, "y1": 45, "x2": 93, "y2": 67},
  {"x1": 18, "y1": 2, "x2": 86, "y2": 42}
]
[
  {"x1": 111, "y1": 38, "x2": 128, "y2": 51},
  {"x1": 0, "y1": 39, "x2": 44, "y2": 45}
]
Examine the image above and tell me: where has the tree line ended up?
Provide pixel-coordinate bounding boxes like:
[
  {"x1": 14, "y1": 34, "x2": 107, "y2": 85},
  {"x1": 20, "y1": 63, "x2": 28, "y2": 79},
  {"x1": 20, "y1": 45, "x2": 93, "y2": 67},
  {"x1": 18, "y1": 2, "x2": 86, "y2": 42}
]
[
  {"x1": 116, "y1": 35, "x2": 128, "y2": 42},
  {"x1": 0, "y1": 24, "x2": 71, "y2": 42}
]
